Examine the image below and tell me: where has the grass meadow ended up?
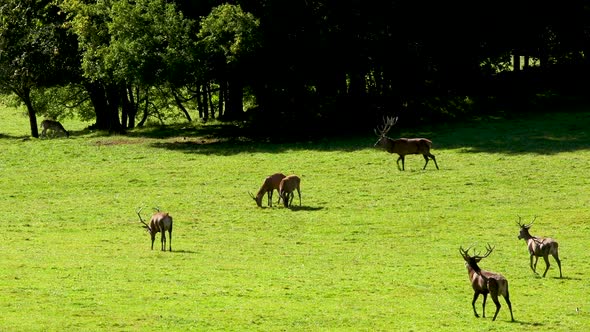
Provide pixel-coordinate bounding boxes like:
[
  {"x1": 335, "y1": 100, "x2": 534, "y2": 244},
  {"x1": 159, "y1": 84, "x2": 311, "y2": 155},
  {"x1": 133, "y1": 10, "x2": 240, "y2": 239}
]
[{"x1": 1, "y1": 104, "x2": 589, "y2": 331}]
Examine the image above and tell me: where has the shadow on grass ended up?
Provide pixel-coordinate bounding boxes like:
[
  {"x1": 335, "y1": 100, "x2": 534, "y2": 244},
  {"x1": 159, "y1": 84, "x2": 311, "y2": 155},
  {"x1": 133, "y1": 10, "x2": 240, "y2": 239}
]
[
  {"x1": 512, "y1": 320, "x2": 544, "y2": 327},
  {"x1": 6, "y1": 106, "x2": 590, "y2": 156},
  {"x1": 141, "y1": 108, "x2": 590, "y2": 156},
  {"x1": 171, "y1": 249, "x2": 199, "y2": 254},
  {"x1": 436, "y1": 111, "x2": 590, "y2": 155},
  {"x1": 287, "y1": 205, "x2": 324, "y2": 211}
]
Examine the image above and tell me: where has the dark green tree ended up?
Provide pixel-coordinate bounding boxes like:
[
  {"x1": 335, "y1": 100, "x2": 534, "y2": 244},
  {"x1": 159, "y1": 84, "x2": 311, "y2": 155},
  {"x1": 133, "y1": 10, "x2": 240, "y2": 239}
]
[{"x1": 0, "y1": 0, "x2": 78, "y2": 137}]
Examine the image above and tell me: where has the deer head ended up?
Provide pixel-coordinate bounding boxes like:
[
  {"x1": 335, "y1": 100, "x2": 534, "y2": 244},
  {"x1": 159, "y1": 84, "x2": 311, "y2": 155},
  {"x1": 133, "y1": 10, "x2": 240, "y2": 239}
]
[
  {"x1": 517, "y1": 215, "x2": 536, "y2": 239},
  {"x1": 460, "y1": 244, "x2": 495, "y2": 273},
  {"x1": 374, "y1": 116, "x2": 398, "y2": 147},
  {"x1": 249, "y1": 191, "x2": 262, "y2": 207}
]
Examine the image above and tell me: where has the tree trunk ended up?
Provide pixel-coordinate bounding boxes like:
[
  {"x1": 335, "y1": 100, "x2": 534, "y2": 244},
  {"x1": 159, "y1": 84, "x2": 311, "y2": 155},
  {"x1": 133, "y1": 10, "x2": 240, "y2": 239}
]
[
  {"x1": 85, "y1": 81, "x2": 124, "y2": 133},
  {"x1": 513, "y1": 53, "x2": 520, "y2": 72},
  {"x1": 225, "y1": 75, "x2": 243, "y2": 119},
  {"x1": 123, "y1": 85, "x2": 137, "y2": 129},
  {"x1": 207, "y1": 83, "x2": 215, "y2": 119},
  {"x1": 171, "y1": 89, "x2": 192, "y2": 122},
  {"x1": 218, "y1": 80, "x2": 225, "y2": 118},
  {"x1": 138, "y1": 92, "x2": 149, "y2": 127},
  {"x1": 21, "y1": 87, "x2": 39, "y2": 138},
  {"x1": 202, "y1": 84, "x2": 210, "y2": 121}
]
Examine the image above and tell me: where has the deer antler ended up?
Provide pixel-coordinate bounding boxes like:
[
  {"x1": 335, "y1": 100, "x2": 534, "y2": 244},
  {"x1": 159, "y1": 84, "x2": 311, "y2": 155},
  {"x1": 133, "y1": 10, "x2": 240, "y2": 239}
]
[
  {"x1": 136, "y1": 207, "x2": 150, "y2": 228},
  {"x1": 374, "y1": 116, "x2": 398, "y2": 137},
  {"x1": 474, "y1": 244, "x2": 495, "y2": 259},
  {"x1": 527, "y1": 216, "x2": 537, "y2": 228},
  {"x1": 517, "y1": 215, "x2": 536, "y2": 228},
  {"x1": 459, "y1": 245, "x2": 473, "y2": 259}
]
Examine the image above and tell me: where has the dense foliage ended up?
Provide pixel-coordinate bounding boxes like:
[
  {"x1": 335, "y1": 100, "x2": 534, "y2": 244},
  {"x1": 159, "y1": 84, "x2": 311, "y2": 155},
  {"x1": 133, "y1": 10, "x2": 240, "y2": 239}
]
[{"x1": 1, "y1": 0, "x2": 589, "y2": 136}]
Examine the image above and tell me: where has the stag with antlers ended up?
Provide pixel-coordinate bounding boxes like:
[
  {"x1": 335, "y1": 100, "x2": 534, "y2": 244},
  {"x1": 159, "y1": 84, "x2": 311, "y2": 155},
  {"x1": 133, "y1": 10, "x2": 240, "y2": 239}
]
[
  {"x1": 374, "y1": 116, "x2": 439, "y2": 171},
  {"x1": 137, "y1": 208, "x2": 173, "y2": 251},
  {"x1": 517, "y1": 216, "x2": 562, "y2": 278},
  {"x1": 460, "y1": 244, "x2": 514, "y2": 322}
]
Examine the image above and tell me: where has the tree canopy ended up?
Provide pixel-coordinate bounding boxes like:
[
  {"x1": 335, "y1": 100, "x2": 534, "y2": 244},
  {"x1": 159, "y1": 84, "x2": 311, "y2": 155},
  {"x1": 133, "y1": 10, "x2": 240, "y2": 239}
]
[{"x1": 1, "y1": 0, "x2": 588, "y2": 136}]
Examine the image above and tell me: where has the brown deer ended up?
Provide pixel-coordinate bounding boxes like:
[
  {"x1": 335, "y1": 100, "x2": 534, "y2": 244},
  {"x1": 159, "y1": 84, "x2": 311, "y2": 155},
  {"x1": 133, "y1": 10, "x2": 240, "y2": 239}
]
[
  {"x1": 249, "y1": 173, "x2": 286, "y2": 207},
  {"x1": 40, "y1": 119, "x2": 69, "y2": 138},
  {"x1": 460, "y1": 244, "x2": 514, "y2": 322},
  {"x1": 374, "y1": 116, "x2": 438, "y2": 170},
  {"x1": 279, "y1": 175, "x2": 301, "y2": 207},
  {"x1": 137, "y1": 208, "x2": 173, "y2": 251},
  {"x1": 517, "y1": 216, "x2": 562, "y2": 278}
]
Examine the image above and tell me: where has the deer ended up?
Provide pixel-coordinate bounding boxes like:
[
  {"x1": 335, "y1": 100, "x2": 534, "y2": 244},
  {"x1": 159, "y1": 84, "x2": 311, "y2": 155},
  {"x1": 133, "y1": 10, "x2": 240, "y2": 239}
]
[
  {"x1": 460, "y1": 244, "x2": 514, "y2": 322},
  {"x1": 279, "y1": 175, "x2": 301, "y2": 208},
  {"x1": 249, "y1": 173, "x2": 286, "y2": 207},
  {"x1": 137, "y1": 207, "x2": 173, "y2": 251},
  {"x1": 517, "y1": 216, "x2": 562, "y2": 278},
  {"x1": 40, "y1": 119, "x2": 69, "y2": 138},
  {"x1": 374, "y1": 116, "x2": 438, "y2": 171}
]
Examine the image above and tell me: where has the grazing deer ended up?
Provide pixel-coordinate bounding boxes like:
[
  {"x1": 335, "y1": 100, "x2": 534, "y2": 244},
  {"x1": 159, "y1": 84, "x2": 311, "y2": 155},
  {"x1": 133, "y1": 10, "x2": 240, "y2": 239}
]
[
  {"x1": 40, "y1": 119, "x2": 69, "y2": 138},
  {"x1": 460, "y1": 244, "x2": 514, "y2": 322},
  {"x1": 374, "y1": 116, "x2": 438, "y2": 170},
  {"x1": 517, "y1": 216, "x2": 562, "y2": 278},
  {"x1": 279, "y1": 175, "x2": 301, "y2": 208},
  {"x1": 249, "y1": 173, "x2": 286, "y2": 207},
  {"x1": 137, "y1": 208, "x2": 173, "y2": 251}
]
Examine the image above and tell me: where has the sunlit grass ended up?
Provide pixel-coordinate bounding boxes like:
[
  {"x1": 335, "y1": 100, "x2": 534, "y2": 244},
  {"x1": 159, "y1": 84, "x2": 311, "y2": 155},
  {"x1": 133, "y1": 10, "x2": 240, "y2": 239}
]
[{"x1": 1, "y1": 106, "x2": 589, "y2": 331}]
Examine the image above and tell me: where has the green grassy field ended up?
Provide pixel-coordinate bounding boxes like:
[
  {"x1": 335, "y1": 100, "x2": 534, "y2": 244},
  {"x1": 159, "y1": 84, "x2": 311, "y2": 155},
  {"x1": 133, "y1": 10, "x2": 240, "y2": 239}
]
[{"x1": 1, "y1": 105, "x2": 589, "y2": 331}]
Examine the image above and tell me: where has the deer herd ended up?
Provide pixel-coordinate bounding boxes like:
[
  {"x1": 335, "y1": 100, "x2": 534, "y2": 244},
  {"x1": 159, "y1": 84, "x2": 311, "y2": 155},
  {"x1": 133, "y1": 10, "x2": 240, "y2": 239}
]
[
  {"x1": 458, "y1": 216, "x2": 563, "y2": 322},
  {"x1": 93, "y1": 114, "x2": 561, "y2": 323}
]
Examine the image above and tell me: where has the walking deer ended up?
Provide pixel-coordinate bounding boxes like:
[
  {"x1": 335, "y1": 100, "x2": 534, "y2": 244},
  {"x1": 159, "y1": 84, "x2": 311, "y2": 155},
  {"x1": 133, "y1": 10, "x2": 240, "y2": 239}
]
[
  {"x1": 279, "y1": 175, "x2": 301, "y2": 208},
  {"x1": 374, "y1": 116, "x2": 438, "y2": 170},
  {"x1": 460, "y1": 244, "x2": 514, "y2": 322},
  {"x1": 40, "y1": 119, "x2": 69, "y2": 138},
  {"x1": 249, "y1": 173, "x2": 286, "y2": 207},
  {"x1": 137, "y1": 208, "x2": 173, "y2": 251},
  {"x1": 517, "y1": 216, "x2": 562, "y2": 278}
]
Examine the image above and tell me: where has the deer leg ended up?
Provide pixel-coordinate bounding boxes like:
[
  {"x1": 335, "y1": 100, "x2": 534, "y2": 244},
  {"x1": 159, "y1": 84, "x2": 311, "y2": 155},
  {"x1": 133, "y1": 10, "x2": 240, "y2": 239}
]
[
  {"x1": 481, "y1": 292, "x2": 488, "y2": 318},
  {"x1": 542, "y1": 255, "x2": 551, "y2": 277},
  {"x1": 553, "y1": 253, "x2": 562, "y2": 278},
  {"x1": 276, "y1": 189, "x2": 282, "y2": 205},
  {"x1": 168, "y1": 229, "x2": 172, "y2": 251},
  {"x1": 530, "y1": 255, "x2": 537, "y2": 274},
  {"x1": 296, "y1": 188, "x2": 301, "y2": 206},
  {"x1": 430, "y1": 154, "x2": 439, "y2": 170},
  {"x1": 504, "y1": 293, "x2": 514, "y2": 322},
  {"x1": 472, "y1": 292, "x2": 481, "y2": 318},
  {"x1": 422, "y1": 155, "x2": 430, "y2": 170},
  {"x1": 488, "y1": 280, "x2": 501, "y2": 321},
  {"x1": 268, "y1": 190, "x2": 272, "y2": 207},
  {"x1": 490, "y1": 294, "x2": 502, "y2": 321},
  {"x1": 161, "y1": 232, "x2": 166, "y2": 251},
  {"x1": 150, "y1": 234, "x2": 156, "y2": 250},
  {"x1": 396, "y1": 155, "x2": 404, "y2": 171}
]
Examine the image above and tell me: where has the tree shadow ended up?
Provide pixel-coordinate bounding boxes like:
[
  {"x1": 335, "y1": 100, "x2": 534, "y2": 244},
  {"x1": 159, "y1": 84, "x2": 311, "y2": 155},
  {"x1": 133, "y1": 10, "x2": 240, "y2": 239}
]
[
  {"x1": 144, "y1": 108, "x2": 590, "y2": 156},
  {"x1": 435, "y1": 110, "x2": 590, "y2": 155}
]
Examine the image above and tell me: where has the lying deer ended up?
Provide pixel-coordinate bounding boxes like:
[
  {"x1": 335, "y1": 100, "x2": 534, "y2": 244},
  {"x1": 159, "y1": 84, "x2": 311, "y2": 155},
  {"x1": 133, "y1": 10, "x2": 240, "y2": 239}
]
[
  {"x1": 40, "y1": 119, "x2": 69, "y2": 138},
  {"x1": 279, "y1": 175, "x2": 301, "y2": 208},
  {"x1": 460, "y1": 244, "x2": 514, "y2": 322},
  {"x1": 137, "y1": 207, "x2": 173, "y2": 251},
  {"x1": 249, "y1": 173, "x2": 286, "y2": 207},
  {"x1": 517, "y1": 216, "x2": 562, "y2": 278},
  {"x1": 374, "y1": 116, "x2": 438, "y2": 170}
]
